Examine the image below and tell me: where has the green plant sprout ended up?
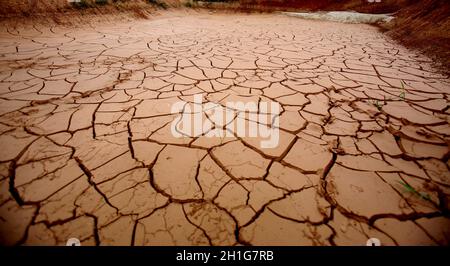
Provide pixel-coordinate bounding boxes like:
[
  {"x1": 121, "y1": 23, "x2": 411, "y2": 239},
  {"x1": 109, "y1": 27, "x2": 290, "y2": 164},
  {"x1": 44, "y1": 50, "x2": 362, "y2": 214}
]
[
  {"x1": 368, "y1": 98, "x2": 384, "y2": 111},
  {"x1": 366, "y1": 82, "x2": 407, "y2": 110},
  {"x1": 375, "y1": 100, "x2": 383, "y2": 110},
  {"x1": 398, "y1": 180, "x2": 431, "y2": 201}
]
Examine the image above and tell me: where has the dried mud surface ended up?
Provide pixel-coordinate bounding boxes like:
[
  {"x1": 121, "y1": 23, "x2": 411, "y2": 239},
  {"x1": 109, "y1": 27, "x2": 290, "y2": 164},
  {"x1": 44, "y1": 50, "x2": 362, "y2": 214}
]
[{"x1": 0, "y1": 11, "x2": 449, "y2": 246}]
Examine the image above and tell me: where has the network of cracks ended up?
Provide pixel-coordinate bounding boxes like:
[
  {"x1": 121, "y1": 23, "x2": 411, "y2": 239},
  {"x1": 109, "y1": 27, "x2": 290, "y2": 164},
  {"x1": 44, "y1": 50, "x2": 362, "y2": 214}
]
[{"x1": 0, "y1": 12, "x2": 449, "y2": 246}]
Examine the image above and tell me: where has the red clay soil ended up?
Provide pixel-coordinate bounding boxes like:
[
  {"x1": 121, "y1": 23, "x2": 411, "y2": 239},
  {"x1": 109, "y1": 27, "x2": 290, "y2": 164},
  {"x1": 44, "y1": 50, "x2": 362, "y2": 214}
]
[
  {"x1": 382, "y1": 0, "x2": 450, "y2": 74},
  {"x1": 0, "y1": 0, "x2": 167, "y2": 17},
  {"x1": 0, "y1": 0, "x2": 166, "y2": 26},
  {"x1": 235, "y1": 0, "x2": 450, "y2": 74},
  {"x1": 0, "y1": 0, "x2": 448, "y2": 72},
  {"x1": 238, "y1": 0, "x2": 413, "y2": 13},
  {"x1": 1, "y1": 9, "x2": 449, "y2": 246}
]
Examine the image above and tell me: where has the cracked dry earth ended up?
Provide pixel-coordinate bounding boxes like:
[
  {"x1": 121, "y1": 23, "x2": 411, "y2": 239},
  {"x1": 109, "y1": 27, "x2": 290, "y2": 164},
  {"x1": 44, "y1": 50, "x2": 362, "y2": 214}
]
[{"x1": 0, "y1": 11, "x2": 449, "y2": 246}]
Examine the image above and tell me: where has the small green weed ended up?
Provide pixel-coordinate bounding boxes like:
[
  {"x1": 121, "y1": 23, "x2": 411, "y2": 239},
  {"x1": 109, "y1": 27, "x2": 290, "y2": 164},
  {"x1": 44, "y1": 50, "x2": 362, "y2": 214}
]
[
  {"x1": 367, "y1": 98, "x2": 384, "y2": 111},
  {"x1": 398, "y1": 180, "x2": 431, "y2": 201}
]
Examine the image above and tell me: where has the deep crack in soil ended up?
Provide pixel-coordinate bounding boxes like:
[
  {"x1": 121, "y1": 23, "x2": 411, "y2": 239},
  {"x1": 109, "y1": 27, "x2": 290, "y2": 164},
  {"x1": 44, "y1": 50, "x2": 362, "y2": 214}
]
[{"x1": 0, "y1": 10, "x2": 449, "y2": 246}]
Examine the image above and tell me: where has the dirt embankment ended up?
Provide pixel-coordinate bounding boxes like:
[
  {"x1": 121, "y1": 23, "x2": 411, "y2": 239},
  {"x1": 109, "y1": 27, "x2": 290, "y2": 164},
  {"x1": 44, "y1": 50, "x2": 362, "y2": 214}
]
[
  {"x1": 0, "y1": 0, "x2": 178, "y2": 23},
  {"x1": 381, "y1": 0, "x2": 450, "y2": 74},
  {"x1": 1, "y1": 0, "x2": 449, "y2": 73}
]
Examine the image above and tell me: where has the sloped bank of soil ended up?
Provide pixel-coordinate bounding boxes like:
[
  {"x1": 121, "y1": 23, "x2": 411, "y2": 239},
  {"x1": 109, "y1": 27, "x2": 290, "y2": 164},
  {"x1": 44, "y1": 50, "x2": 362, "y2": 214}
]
[
  {"x1": 0, "y1": 0, "x2": 167, "y2": 24},
  {"x1": 381, "y1": 0, "x2": 450, "y2": 74}
]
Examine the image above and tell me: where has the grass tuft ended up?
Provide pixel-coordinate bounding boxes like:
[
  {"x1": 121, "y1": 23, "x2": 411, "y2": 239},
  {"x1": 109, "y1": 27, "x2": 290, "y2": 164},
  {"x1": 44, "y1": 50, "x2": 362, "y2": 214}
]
[{"x1": 398, "y1": 180, "x2": 431, "y2": 201}]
